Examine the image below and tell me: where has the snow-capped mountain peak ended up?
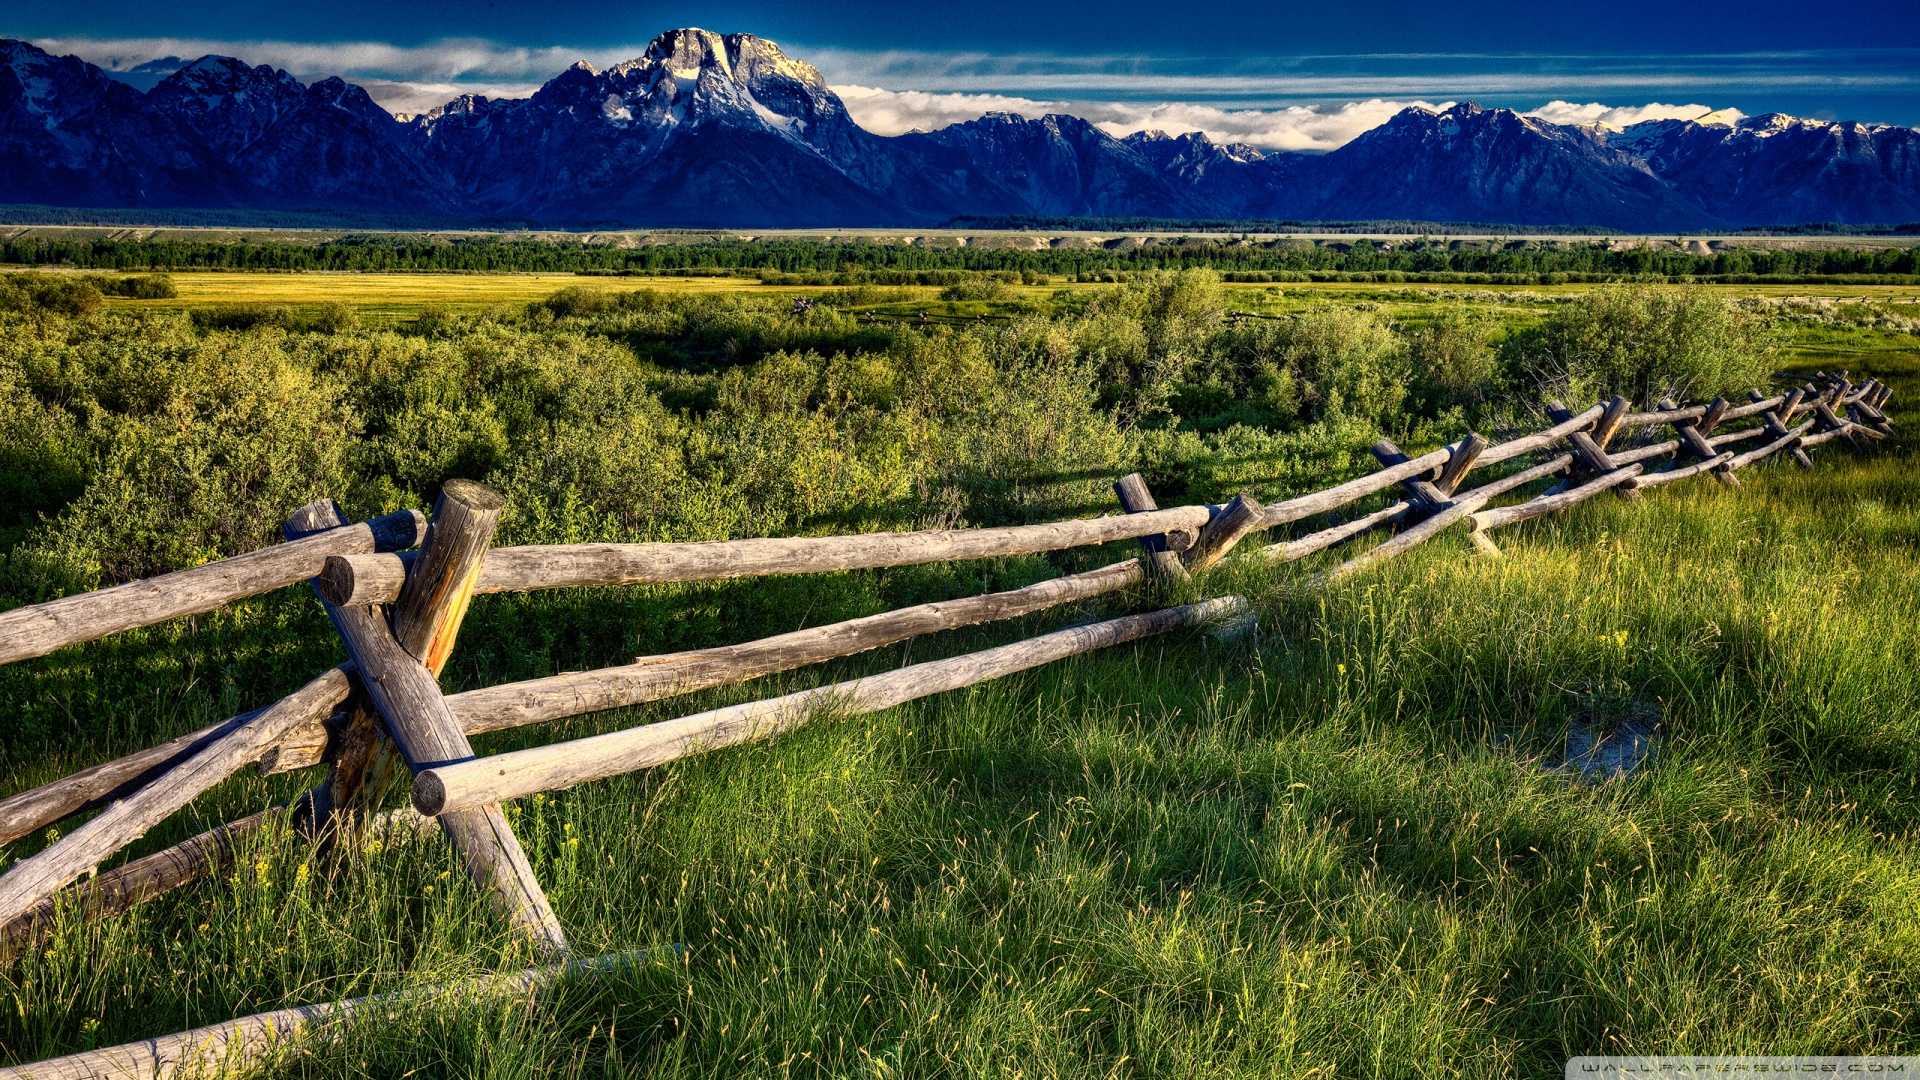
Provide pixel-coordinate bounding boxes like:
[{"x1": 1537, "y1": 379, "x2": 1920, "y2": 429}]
[{"x1": 1, "y1": 32, "x2": 1917, "y2": 228}]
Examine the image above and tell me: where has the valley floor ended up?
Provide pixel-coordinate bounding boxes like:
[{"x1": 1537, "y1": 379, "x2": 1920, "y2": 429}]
[{"x1": 58, "y1": 267, "x2": 1920, "y2": 322}]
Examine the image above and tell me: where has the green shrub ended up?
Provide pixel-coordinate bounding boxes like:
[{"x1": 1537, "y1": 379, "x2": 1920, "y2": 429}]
[
  {"x1": 304, "y1": 302, "x2": 359, "y2": 334},
  {"x1": 1503, "y1": 284, "x2": 1781, "y2": 404},
  {"x1": 1407, "y1": 305, "x2": 1503, "y2": 409},
  {"x1": 1079, "y1": 269, "x2": 1225, "y2": 422},
  {"x1": 6, "y1": 319, "x2": 357, "y2": 583},
  {"x1": 190, "y1": 303, "x2": 294, "y2": 331},
  {"x1": 100, "y1": 274, "x2": 178, "y2": 299},
  {"x1": 937, "y1": 279, "x2": 1013, "y2": 302},
  {"x1": 541, "y1": 286, "x2": 612, "y2": 318},
  {"x1": 0, "y1": 273, "x2": 103, "y2": 317},
  {"x1": 1210, "y1": 306, "x2": 1410, "y2": 426}
]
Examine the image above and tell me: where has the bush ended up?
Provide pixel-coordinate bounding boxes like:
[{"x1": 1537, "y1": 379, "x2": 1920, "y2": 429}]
[
  {"x1": 1504, "y1": 284, "x2": 1780, "y2": 404},
  {"x1": 99, "y1": 274, "x2": 178, "y2": 299},
  {"x1": 0, "y1": 273, "x2": 103, "y2": 317},
  {"x1": 938, "y1": 279, "x2": 1013, "y2": 303},
  {"x1": 410, "y1": 305, "x2": 460, "y2": 336},
  {"x1": 542, "y1": 286, "x2": 611, "y2": 318},
  {"x1": 1079, "y1": 269, "x2": 1225, "y2": 422},
  {"x1": 1408, "y1": 306, "x2": 1503, "y2": 409},
  {"x1": 191, "y1": 303, "x2": 294, "y2": 332},
  {"x1": 4, "y1": 318, "x2": 357, "y2": 583},
  {"x1": 1210, "y1": 306, "x2": 1409, "y2": 426},
  {"x1": 305, "y1": 302, "x2": 359, "y2": 334}
]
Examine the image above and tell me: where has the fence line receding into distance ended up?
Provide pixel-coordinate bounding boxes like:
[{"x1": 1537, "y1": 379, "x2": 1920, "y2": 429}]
[{"x1": 0, "y1": 370, "x2": 1894, "y2": 1080}]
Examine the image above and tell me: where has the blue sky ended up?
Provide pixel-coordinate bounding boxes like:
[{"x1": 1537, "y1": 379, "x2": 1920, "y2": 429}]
[{"x1": 6, "y1": 0, "x2": 1919, "y2": 149}]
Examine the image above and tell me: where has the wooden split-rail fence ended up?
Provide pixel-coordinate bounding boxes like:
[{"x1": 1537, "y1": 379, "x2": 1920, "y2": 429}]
[{"x1": 0, "y1": 372, "x2": 1894, "y2": 1079}]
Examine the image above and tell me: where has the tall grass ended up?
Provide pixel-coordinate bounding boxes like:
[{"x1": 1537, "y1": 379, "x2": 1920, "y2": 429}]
[{"x1": 0, "y1": 284, "x2": 1914, "y2": 1074}]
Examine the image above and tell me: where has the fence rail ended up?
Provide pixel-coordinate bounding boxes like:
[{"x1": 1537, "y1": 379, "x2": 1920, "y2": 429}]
[{"x1": 0, "y1": 370, "x2": 1894, "y2": 1079}]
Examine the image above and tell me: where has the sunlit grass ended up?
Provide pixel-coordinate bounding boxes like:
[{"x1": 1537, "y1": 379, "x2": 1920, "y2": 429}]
[
  {"x1": 0, "y1": 291, "x2": 1914, "y2": 1074},
  {"x1": 76, "y1": 269, "x2": 1920, "y2": 325}
]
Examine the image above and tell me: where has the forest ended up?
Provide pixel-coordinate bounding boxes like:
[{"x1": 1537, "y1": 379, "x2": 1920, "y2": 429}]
[{"x1": 4, "y1": 233, "x2": 1920, "y2": 282}]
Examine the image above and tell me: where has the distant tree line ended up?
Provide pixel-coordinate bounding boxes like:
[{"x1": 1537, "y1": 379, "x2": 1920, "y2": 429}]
[{"x1": 4, "y1": 234, "x2": 1917, "y2": 281}]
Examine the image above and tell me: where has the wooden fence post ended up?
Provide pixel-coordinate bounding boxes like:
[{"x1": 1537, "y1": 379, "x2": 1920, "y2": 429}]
[
  {"x1": 1589, "y1": 396, "x2": 1632, "y2": 449},
  {"x1": 322, "y1": 481, "x2": 570, "y2": 959},
  {"x1": 1113, "y1": 474, "x2": 1192, "y2": 584},
  {"x1": 1810, "y1": 396, "x2": 1862, "y2": 454},
  {"x1": 1658, "y1": 397, "x2": 1740, "y2": 489},
  {"x1": 283, "y1": 501, "x2": 404, "y2": 846},
  {"x1": 1432, "y1": 433, "x2": 1490, "y2": 495},
  {"x1": 1547, "y1": 400, "x2": 1642, "y2": 500},
  {"x1": 1184, "y1": 493, "x2": 1264, "y2": 571},
  {"x1": 1369, "y1": 438, "x2": 1450, "y2": 510},
  {"x1": 1751, "y1": 389, "x2": 1813, "y2": 470}
]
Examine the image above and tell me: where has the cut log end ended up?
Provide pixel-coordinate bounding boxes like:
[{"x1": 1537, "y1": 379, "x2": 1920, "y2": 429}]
[
  {"x1": 412, "y1": 772, "x2": 449, "y2": 818},
  {"x1": 317, "y1": 553, "x2": 411, "y2": 608},
  {"x1": 439, "y1": 479, "x2": 508, "y2": 513}
]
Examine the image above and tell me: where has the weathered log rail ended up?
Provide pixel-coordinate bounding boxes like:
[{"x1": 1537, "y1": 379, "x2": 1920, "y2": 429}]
[{"x1": 0, "y1": 373, "x2": 1894, "y2": 1077}]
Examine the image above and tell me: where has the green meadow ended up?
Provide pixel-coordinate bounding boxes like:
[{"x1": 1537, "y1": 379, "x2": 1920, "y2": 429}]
[{"x1": 0, "y1": 268, "x2": 1915, "y2": 1076}]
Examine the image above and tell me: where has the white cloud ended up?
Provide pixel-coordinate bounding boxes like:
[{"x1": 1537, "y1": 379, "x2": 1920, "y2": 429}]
[
  {"x1": 1083, "y1": 99, "x2": 1454, "y2": 152},
  {"x1": 831, "y1": 85, "x2": 1061, "y2": 134},
  {"x1": 835, "y1": 87, "x2": 1454, "y2": 152},
  {"x1": 1523, "y1": 100, "x2": 1747, "y2": 128},
  {"x1": 348, "y1": 79, "x2": 551, "y2": 116},
  {"x1": 799, "y1": 45, "x2": 1920, "y2": 98}
]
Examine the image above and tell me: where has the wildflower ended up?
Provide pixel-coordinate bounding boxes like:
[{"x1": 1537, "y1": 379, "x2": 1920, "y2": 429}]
[
  {"x1": 438, "y1": 870, "x2": 451, "y2": 881},
  {"x1": 1336, "y1": 663, "x2": 1346, "y2": 675},
  {"x1": 255, "y1": 859, "x2": 271, "y2": 881},
  {"x1": 366, "y1": 838, "x2": 384, "y2": 855},
  {"x1": 294, "y1": 863, "x2": 310, "y2": 887},
  {"x1": 43, "y1": 827, "x2": 59, "y2": 843},
  {"x1": 423, "y1": 884, "x2": 435, "y2": 895},
  {"x1": 1615, "y1": 630, "x2": 1629, "y2": 647}
]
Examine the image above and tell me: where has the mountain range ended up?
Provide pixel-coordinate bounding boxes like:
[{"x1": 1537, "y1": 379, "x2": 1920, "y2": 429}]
[{"x1": 4, "y1": 29, "x2": 1919, "y2": 230}]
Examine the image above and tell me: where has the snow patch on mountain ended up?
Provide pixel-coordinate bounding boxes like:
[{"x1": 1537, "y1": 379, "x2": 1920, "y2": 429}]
[
  {"x1": 1526, "y1": 100, "x2": 1747, "y2": 130},
  {"x1": 836, "y1": 87, "x2": 1456, "y2": 152}
]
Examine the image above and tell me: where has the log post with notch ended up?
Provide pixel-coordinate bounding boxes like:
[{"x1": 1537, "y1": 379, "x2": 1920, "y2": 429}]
[
  {"x1": 318, "y1": 481, "x2": 570, "y2": 958},
  {"x1": 1183, "y1": 492, "x2": 1265, "y2": 572},
  {"x1": 1750, "y1": 388, "x2": 1813, "y2": 469},
  {"x1": 1657, "y1": 397, "x2": 1741, "y2": 488},
  {"x1": 1546, "y1": 398, "x2": 1642, "y2": 499},
  {"x1": 283, "y1": 501, "x2": 396, "y2": 844},
  {"x1": 1368, "y1": 437, "x2": 1451, "y2": 513}
]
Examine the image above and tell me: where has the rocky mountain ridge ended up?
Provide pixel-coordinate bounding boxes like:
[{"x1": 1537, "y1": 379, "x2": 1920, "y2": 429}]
[{"x1": 3, "y1": 31, "x2": 1917, "y2": 229}]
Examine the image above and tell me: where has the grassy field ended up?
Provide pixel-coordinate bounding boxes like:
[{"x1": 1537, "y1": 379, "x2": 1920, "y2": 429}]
[
  {"x1": 0, "y1": 275, "x2": 1916, "y2": 1076},
  {"x1": 66, "y1": 267, "x2": 1920, "y2": 321}
]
